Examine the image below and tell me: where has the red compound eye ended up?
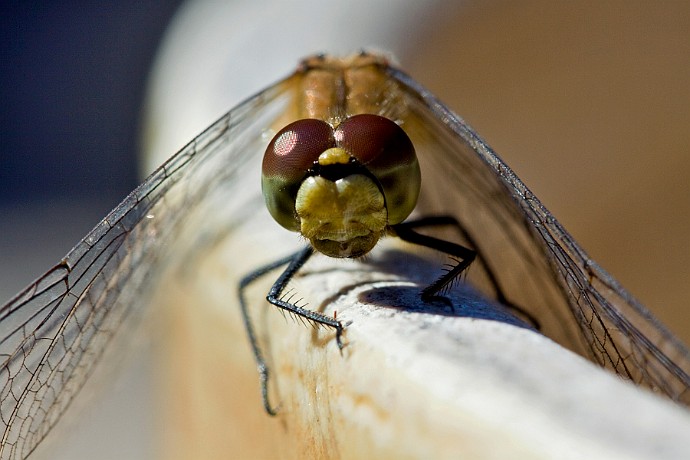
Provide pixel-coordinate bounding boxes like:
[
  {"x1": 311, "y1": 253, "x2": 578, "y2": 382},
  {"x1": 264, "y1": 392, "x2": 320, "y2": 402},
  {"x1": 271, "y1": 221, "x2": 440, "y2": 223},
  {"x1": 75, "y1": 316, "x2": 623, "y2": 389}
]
[
  {"x1": 261, "y1": 119, "x2": 336, "y2": 231},
  {"x1": 262, "y1": 118, "x2": 335, "y2": 183},
  {"x1": 335, "y1": 114, "x2": 420, "y2": 225},
  {"x1": 335, "y1": 114, "x2": 415, "y2": 169}
]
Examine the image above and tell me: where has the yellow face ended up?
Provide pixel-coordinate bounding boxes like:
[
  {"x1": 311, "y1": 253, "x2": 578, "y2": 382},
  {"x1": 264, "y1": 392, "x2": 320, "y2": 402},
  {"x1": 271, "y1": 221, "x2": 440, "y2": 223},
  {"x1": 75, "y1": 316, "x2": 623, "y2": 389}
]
[
  {"x1": 296, "y1": 176, "x2": 386, "y2": 259},
  {"x1": 261, "y1": 114, "x2": 420, "y2": 258}
]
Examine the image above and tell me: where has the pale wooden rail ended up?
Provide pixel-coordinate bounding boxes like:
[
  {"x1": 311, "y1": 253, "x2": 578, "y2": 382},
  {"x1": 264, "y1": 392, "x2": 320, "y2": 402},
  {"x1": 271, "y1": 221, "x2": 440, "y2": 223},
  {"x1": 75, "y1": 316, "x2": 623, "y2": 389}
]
[{"x1": 154, "y1": 209, "x2": 690, "y2": 460}]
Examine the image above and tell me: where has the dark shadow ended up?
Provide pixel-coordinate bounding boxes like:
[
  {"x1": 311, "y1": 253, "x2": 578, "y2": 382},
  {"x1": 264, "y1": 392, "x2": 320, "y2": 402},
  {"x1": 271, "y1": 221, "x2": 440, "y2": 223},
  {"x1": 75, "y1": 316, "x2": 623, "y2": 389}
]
[
  {"x1": 359, "y1": 285, "x2": 534, "y2": 330},
  {"x1": 313, "y1": 247, "x2": 538, "y2": 331}
]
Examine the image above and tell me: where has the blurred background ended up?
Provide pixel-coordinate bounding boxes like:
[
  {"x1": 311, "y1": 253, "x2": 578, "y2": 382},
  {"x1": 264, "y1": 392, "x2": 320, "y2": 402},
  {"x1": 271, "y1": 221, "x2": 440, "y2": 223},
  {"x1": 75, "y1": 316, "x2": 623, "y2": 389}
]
[
  {"x1": 1, "y1": 1, "x2": 689, "y2": 459},
  {"x1": 1, "y1": 3, "x2": 181, "y2": 459}
]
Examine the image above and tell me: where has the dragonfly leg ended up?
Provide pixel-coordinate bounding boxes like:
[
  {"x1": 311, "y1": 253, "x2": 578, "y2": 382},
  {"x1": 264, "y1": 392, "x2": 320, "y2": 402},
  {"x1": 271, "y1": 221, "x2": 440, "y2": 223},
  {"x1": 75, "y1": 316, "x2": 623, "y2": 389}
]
[
  {"x1": 390, "y1": 217, "x2": 476, "y2": 300},
  {"x1": 390, "y1": 215, "x2": 539, "y2": 328},
  {"x1": 266, "y1": 247, "x2": 344, "y2": 343},
  {"x1": 238, "y1": 245, "x2": 343, "y2": 415}
]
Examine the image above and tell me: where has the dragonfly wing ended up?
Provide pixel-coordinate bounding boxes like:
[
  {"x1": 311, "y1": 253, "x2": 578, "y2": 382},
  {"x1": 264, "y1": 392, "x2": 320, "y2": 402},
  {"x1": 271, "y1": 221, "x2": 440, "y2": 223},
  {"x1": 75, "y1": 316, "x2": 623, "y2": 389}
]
[
  {"x1": 388, "y1": 66, "x2": 690, "y2": 405},
  {"x1": 0, "y1": 74, "x2": 295, "y2": 460}
]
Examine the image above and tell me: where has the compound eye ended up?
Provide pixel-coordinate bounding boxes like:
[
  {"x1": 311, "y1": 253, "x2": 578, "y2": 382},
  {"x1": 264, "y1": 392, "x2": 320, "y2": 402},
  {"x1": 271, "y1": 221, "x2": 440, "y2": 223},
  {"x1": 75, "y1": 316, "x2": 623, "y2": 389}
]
[
  {"x1": 263, "y1": 119, "x2": 335, "y2": 182},
  {"x1": 335, "y1": 114, "x2": 420, "y2": 225},
  {"x1": 262, "y1": 119, "x2": 336, "y2": 231},
  {"x1": 335, "y1": 114, "x2": 413, "y2": 167}
]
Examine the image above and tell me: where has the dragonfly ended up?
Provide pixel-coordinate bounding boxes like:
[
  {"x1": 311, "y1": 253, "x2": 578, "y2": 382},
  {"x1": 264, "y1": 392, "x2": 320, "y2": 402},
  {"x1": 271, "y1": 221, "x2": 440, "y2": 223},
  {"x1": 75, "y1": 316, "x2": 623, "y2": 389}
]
[{"x1": 1, "y1": 52, "x2": 689, "y2": 459}]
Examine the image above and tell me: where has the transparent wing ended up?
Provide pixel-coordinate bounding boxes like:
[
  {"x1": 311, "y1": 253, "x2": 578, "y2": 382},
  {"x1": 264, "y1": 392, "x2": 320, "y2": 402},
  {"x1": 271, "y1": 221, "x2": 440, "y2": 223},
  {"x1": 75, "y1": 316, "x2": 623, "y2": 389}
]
[
  {"x1": 0, "y1": 74, "x2": 295, "y2": 460},
  {"x1": 388, "y1": 66, "x2": 690, "y2": 404}
]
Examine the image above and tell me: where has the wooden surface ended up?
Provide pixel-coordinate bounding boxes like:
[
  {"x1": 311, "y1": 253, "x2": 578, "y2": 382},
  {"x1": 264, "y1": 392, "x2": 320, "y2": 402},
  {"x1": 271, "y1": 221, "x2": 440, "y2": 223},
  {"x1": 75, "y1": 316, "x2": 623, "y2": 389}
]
[{"x1": 155, "y1": 208, "x2": 690, "y2": 459}]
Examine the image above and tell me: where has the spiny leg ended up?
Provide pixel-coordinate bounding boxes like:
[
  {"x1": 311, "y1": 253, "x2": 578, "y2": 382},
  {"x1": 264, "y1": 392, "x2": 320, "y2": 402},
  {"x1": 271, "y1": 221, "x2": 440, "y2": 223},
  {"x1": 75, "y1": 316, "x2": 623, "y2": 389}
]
[
  {"x1": 239, "y1": 250, "x2": 303, "y2": 415},
  {"x1": 267, "y1": 247, "x2": 344, "y2": 344},
  {"x1": 396, "y1": 216, "x2": 507, "y2": 299},
  {"x1": 390, "y1": 219, "x2": 476, "y2": 300},
  {"x1": 414, "y1": 216, "x2": 540, "y2": 328},
  {"x1": 390, "y1": 215, "x2": 539, "y2": 328},
  {"x1": 238, "y1": 246, "x2": 343, "y2": 415}
]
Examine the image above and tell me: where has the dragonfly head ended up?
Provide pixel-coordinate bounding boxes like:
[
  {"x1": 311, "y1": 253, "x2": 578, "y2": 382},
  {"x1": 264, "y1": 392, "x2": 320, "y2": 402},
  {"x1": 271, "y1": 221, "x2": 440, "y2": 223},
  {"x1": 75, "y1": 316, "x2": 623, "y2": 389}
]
[{"x1": 262, "y1": 114, "x2": 420, "y2": 258}]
